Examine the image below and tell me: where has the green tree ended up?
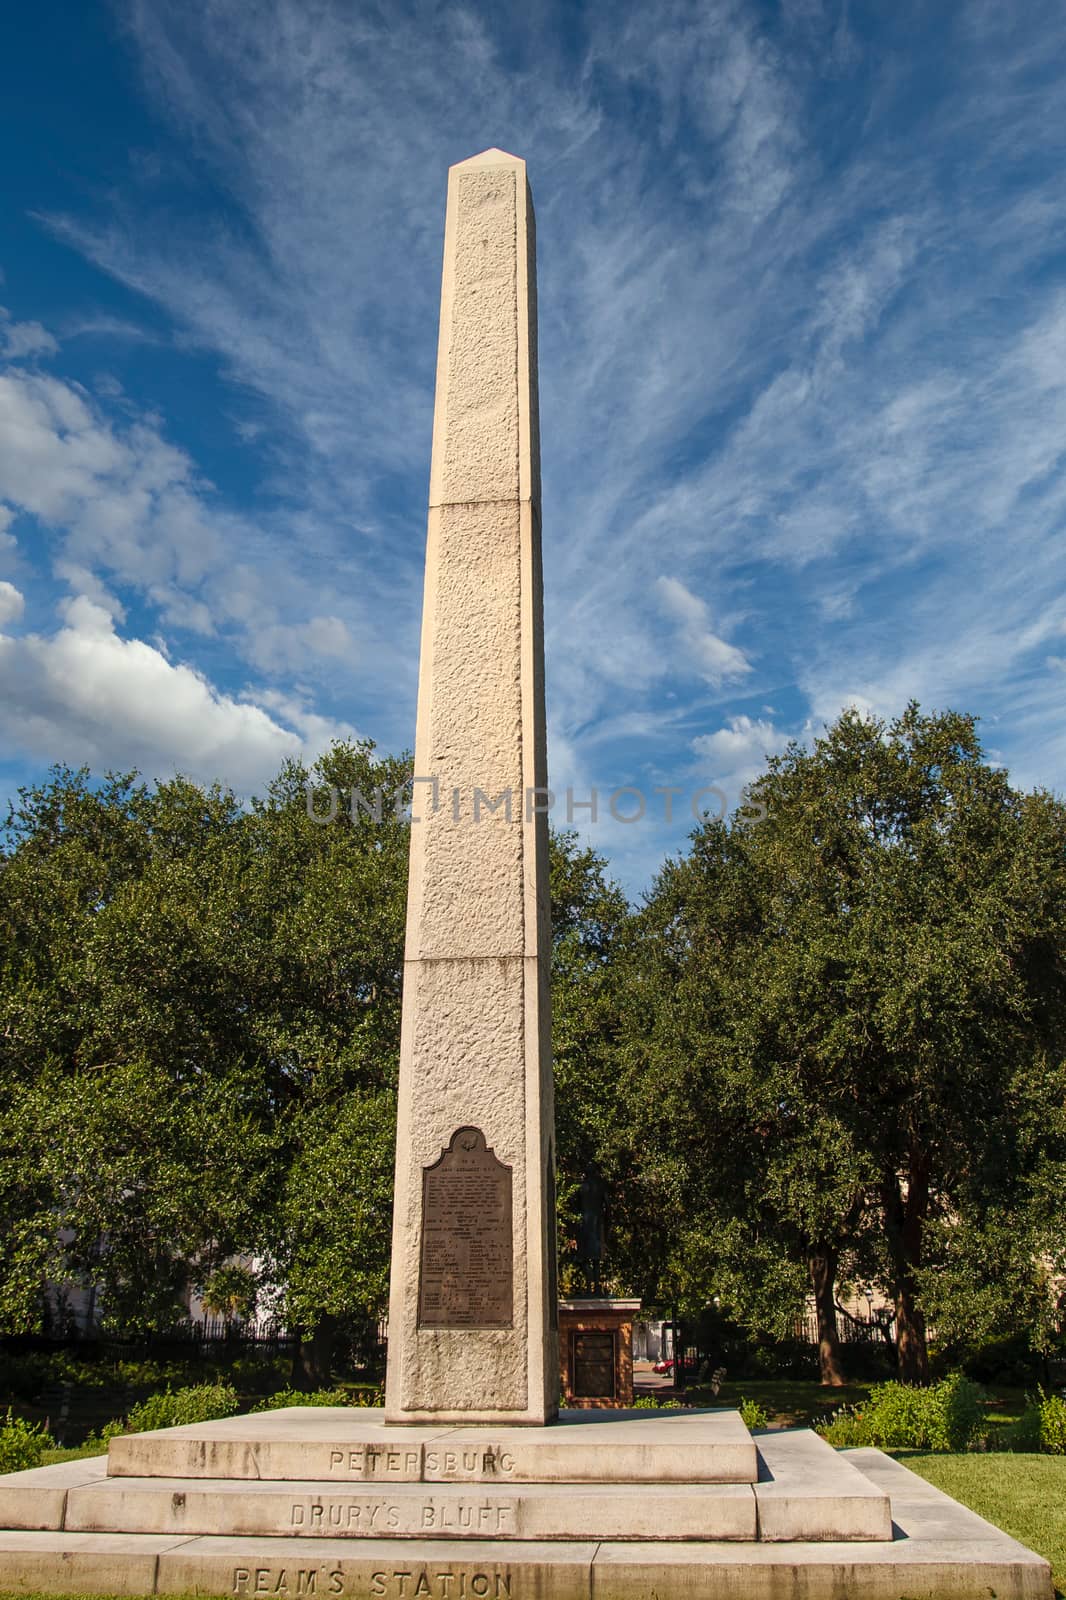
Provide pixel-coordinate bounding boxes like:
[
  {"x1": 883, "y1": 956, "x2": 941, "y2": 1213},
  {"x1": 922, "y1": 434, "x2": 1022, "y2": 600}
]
[
  {"x1": 273, "y1": 1088, "x2": 396, "y2": 1385},
  {"x1": 0, "y1": 766, "x2": 267, "y2": 1333},
  {"x1": 0, "y1": 751, "x2": 641, "y2": 1387},
  {"x1": 0, "y1": 742, "x2": 410, "y2": 1362},
  {"x1": 626, "y1": 705, "x2": 1066, "y2": 1382},
  {"x1": 549, "y1": 831, "x2": 633, "y2": 1291}
]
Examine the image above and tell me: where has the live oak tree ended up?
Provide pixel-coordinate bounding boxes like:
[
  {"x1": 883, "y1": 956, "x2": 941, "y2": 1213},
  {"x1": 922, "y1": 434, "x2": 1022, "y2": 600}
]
[
  {"x1": 0, "y1": 744, "x2": 409, "y2": 1371},
  {"x1": 0, "y1": 767, "x2": 267, "y2": 1335},
  {"x1": 224, "y1": 742, "x2": 411, "y2": 1383},
  {"x1": 0, "y1": 751, "x2": 635, "y2": 1384},
  {"x1": 620, "y1": 823, "x2": 866, "y2": 1382},
  {"x1": 625, "y1": 705, "x2": 1066, "y2": 1383},
  {"x1": 548, "y1": 832, "x2": 634, "y2": 1290}
]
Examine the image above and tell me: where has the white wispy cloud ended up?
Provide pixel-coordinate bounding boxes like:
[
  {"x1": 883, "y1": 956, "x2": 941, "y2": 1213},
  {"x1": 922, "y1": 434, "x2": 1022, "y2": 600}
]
[
  {"x1": 0, "y1": 363, "x2": 402, "y2": 688},
  {"x1": 656, "y1": 576, "x2": 752, "y2": 687},
  {"x1": 0, "y1": 505, "x2": 17, "y2": 562}
]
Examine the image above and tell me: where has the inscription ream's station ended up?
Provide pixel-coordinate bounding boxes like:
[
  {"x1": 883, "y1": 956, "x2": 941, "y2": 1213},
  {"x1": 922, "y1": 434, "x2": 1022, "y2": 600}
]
[{"x1": 231, "y1": 1567, "x2": 515, "y2": 1598}]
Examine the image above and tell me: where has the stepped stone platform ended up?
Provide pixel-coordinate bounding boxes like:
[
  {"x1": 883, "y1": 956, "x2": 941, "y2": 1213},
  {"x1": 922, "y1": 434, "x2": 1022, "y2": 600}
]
[
  {"x1": 0, "y1": 1408, "x2": 1052, "y2": 1598},
  {"x1": 103, "y1": 1407, "x2": 759, "y2": 1485}
]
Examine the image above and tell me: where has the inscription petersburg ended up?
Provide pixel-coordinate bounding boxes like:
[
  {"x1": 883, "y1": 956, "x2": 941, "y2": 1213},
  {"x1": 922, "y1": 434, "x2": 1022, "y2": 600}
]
[
  {"x1": 319, "y1": 1446, "x2": 517, "y2": 1481},
  {"x1": 417, "y1": 1127, "x2": 513, "y2": 1328}
]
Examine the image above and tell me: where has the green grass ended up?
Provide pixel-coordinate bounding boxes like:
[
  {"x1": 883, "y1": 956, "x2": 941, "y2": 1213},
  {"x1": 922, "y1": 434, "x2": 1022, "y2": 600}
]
[
  {"x1": 39, "y1": 1442, "x2": 107, "y2": 1465},
  {"x1": 686, "y1": 1376, "x2": 875, "y2": 1426},
  {"x1": 0, "y1": 1593, "x2": 231, "y2": 1600},
  {"x1": 895, "y1": 1451, "x2": 1066, "y2": 1595}
]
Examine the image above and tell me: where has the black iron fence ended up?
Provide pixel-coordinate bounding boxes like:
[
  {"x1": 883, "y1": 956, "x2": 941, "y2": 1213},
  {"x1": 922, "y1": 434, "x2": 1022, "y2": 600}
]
[
  {"x1": 795, "y1": 1307, "x2": 897, "y2": 1345},
  {"x1": 26, "y1": 1314, "x2": 386, "y2": 1371}
]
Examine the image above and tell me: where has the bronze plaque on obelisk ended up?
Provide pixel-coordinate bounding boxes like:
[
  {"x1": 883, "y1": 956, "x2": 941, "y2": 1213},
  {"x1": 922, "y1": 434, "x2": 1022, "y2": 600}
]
[{"x1": 417, "y1": 1126, "x2": 513, "y2": 1328}]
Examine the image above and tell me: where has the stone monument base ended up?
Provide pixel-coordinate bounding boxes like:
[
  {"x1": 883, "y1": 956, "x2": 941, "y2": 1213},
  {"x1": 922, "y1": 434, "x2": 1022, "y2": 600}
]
[{"x1": 0, "y1": 1408, "x2": 1050, "y2": 1598}]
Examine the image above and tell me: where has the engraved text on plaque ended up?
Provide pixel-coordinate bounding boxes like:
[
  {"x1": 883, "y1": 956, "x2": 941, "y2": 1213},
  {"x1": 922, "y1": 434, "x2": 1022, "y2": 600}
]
[{"x1": 418, "y1": 1126, "x2": 513, "y2": 1328}]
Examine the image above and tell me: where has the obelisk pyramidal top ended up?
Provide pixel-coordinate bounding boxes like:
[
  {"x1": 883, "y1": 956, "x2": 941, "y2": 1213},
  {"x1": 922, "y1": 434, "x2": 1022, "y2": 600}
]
[{"x1": 384, "y1": 149, "x2": 558, "y2": 1424}]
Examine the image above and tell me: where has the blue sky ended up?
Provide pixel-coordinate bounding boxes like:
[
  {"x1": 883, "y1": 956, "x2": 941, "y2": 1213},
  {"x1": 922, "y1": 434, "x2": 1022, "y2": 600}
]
[{"x1": 1, "y1": 0, "x2": 1065, "y2": 894}]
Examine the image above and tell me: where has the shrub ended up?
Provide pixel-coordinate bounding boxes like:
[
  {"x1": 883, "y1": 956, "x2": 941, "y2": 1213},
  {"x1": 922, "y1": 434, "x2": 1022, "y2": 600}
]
[
  {"x1": 110, "y1": 1358, "x2": 198, "y2": 1390},
  {"x1": 82, "y1": 1419, "x2": 127, "y2": 1452},
  {"x1": 748, "y1": 1340, "x2": 819, "y2": 1380},
  {"x1": 920, "y1": 1373, "x2": 985, "y2": 1451},
  {"x1": 349, "y1": 1382, "x2": 385, "y2": 1407},
  {"x1": 0, "y1": 1351, "x2": 108, "y2": 1401},
  {"x1": 837, "y1": 1340, "x2": 896, "y2": 1382},
  {"x1": 121, "y1": 1383, "x2": 240, "y2": 1435},
  {"x1": 251, "y1": 1387, "x2": 347, "y2": 1412},
  {"x1": 738, "y1": 1397, "x2": 770, "y2": 1430},
  {"x1": 816, "y1": 1403, "x2": 869, "y2": 1448},
  {"x1": 1038, "y1": 1390, "x2": 1066, "y2": 1454},
  {"x1": 1000, "y1": 1389, "x2": 1066, "y2": 1453},
  {"x1": 863, "y1": 1381, "x2": 930, "y2": 1448},
  {"x1": 816, "y1": 1375, "x2": 985, "y2": 1452},
  {"x1": 0, "y1": 1410, "x2": 48, "y2": 1473}
]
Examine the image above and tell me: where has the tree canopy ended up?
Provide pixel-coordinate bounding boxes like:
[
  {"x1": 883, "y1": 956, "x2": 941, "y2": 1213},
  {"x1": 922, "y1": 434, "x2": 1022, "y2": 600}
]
[
  {"x1": 620, "y1": 705, "x2": 1066, "y2": 1380},
  {"x1": 1, "y1": 704, "x2": 1063, "y2": 1386},
  {"x1": 0, "y1": 747, "x2": 632, "y2": 1378},
  {"x1": 0, "y1": 744, "x2": 409, "y2": 1371}
]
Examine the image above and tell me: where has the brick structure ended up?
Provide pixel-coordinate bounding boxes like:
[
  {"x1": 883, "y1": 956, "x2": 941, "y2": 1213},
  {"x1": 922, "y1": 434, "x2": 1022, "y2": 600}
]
[{"x1": 559, "y1": 1297, "x2": 641, "y2": 1408}]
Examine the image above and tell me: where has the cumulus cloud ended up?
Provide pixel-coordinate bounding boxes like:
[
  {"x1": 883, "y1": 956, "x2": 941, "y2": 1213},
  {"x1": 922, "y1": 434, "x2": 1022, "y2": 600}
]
[
  {"x1": 0, "y1": 580, "x2": 24, "y2": 626},
  {"x1": 255, "y1": 687, "x2": 359, "y2": 752},
  {"x1": 655, "y1": 576, "x2": 752, "y2": 687},
  {"x1": 245, "y1": 614, "x2": 356, "y2": 674},
  {"x1": 0, "y1": 308, "x2": 58, "y2": 360},
  {"x1": 0, "y1": 596, "x2": 347, "y2": 791},
  {"x1": 692, "y1": 714, "x2": 790, "y2": 772}
]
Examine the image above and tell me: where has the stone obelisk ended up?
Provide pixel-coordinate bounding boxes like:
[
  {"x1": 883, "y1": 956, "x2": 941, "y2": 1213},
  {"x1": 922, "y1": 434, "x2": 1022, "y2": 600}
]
[{"x1": 384, "y1": 149, "x2": 558, "y2": 1425}]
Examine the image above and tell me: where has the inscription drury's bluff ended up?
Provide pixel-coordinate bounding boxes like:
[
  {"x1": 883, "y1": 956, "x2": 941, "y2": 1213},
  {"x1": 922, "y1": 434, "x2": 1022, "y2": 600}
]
[{"x1": 417, "y1": 1127, "x2": 513, "y2": 1328}]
